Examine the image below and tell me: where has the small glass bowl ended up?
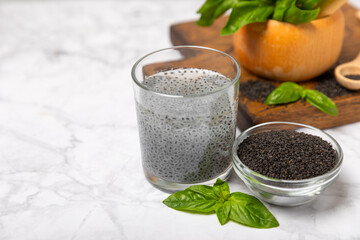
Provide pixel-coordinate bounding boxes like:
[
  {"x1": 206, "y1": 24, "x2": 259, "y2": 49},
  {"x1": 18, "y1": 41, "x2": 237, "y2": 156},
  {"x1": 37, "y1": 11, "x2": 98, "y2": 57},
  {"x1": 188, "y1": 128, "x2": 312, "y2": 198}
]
[{"x1": 232, "y1": 122, "x2": 343, "y2": 207}]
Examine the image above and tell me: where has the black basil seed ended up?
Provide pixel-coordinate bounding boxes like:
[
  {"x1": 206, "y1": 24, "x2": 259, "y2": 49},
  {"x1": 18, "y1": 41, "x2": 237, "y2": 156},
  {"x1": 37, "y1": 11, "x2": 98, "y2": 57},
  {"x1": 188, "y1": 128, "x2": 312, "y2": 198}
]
[
  {"x1": 237, "y1": 130, "x2": 337, "y2": 180},
  {"x1": 240, "y1": 80, "x2": 276, "y2": 103},
  {"x1": 345, "y1": 74, "x2": 360, "y2": 80}
]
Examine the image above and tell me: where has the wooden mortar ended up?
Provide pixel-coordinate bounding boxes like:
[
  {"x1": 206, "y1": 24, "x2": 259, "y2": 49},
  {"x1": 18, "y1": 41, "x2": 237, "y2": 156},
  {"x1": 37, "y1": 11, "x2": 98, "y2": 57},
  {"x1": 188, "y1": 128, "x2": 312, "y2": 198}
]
[{"x1": 233, "y1": 9, "x2": 345, "y2": 82}]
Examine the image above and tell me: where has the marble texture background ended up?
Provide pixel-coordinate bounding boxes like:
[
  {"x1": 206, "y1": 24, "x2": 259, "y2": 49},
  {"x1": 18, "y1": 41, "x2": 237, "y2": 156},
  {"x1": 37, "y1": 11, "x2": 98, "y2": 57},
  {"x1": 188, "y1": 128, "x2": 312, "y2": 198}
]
[{"x1": 0, "y1": 0, "x2": 359, "y2": 239}]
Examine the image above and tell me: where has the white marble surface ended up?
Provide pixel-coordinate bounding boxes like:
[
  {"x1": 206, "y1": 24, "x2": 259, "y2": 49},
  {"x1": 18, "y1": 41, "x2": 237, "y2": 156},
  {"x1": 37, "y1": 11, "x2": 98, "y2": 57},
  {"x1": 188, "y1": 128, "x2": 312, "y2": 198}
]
[{"x1": 0, "y1": 0, "x2": 360, "y2": 239}]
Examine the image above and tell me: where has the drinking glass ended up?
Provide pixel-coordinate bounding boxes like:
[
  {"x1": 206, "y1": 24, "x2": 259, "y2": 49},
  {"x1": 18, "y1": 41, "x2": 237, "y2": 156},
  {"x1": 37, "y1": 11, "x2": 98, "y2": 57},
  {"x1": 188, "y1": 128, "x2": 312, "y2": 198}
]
[{"x1": 131, "y1": 46, "x2": 240, "y2": 192}]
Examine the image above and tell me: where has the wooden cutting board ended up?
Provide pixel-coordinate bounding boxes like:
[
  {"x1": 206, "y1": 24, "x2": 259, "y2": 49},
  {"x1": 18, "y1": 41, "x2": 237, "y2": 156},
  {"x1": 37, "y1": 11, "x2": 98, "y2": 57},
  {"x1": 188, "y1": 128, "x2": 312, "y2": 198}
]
[{"x1": 170, "y1": 4, "x2": 360, "y2": 130}]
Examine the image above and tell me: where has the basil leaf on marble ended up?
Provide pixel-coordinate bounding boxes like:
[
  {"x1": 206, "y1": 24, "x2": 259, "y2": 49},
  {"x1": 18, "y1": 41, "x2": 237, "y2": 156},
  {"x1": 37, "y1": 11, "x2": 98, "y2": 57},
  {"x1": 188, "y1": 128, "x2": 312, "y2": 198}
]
[
  {"x1": 163, "y1": 179, "x2": 279, "y2": 228},
  {"x1": 303, "y1": 89, "x2": 338, "y2": 116},
  {"x1": 163, "y1": 189, "x2": 219, "y2": 213},
  {"x1": 213, "y1": 178, "x2": 230, "y2": 200},
  {"x1": 265, "y1": 82, "x2": 303, "y2": 105},
  {"x1": 228, "y1": 192, "x2": 280, "y2": 228},
  {"x1": 216, "y1": 201, "x2": 231, "y2": 225},
  {"x1": 188, "y1": 185, "x2": 219, "y2": 200}
]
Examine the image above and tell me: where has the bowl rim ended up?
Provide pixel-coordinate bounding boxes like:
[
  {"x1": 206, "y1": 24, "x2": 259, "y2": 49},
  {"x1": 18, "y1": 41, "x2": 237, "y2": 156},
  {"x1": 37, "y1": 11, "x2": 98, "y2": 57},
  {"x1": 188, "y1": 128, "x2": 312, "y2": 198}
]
[{"x1": 232, "y1": 121, "x2": 344, "y2": 184}]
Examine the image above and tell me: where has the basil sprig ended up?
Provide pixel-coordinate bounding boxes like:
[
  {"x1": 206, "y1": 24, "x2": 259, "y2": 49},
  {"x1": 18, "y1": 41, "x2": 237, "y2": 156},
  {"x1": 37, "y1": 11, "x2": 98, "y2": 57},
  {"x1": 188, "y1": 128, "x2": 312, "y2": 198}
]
[
  {"x1": 197, "y1": 0, "x2": 321, "y2": 35},
  {"x1": 266, "y1": 82, "x2": 338, "y2": 116},
  {"x1": 163, "y1": 179, "x2": 279, "y2": 228}
]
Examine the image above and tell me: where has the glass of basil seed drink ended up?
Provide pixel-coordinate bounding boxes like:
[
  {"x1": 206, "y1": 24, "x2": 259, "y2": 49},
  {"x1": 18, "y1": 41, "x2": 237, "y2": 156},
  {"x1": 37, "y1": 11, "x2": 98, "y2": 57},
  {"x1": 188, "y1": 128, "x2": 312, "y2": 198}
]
[{"x1": 131, "y1": 46, "x2": 240, "y2": 192}]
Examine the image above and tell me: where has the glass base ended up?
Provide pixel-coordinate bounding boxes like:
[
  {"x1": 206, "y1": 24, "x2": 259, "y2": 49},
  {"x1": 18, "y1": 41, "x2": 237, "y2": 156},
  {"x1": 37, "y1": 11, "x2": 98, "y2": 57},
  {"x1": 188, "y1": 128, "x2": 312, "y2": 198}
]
[{"x1": 145, "y1": 165, "x2": 233, "y2": 193}]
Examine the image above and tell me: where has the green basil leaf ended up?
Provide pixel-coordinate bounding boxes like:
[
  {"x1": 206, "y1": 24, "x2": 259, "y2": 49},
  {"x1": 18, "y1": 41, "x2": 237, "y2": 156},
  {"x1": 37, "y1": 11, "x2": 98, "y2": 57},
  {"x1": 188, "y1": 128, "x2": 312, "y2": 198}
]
[
  {"x1": 265, "y1": 82, "x2": 303, "y2": 105},
  {"x1": 221, "y1": 1, "x2": 275, "y2": 35},
  {"x1": 163, "y1": 189, "x2": 219, "y2": 213},
  {"x1": 163, "y1": 180, "x2": 280, "y2": 227},
  {"x1": 283, "y1": 0, "x2": 320, "y2": 24},
  {"x1": 303, "y1": 89, "x2": 338, "y2": 116},
  {"x1": 216, "y1": 201, "x2": 231, "y2": 225},
  {"x1": 197, "y1": 0, "x2": 237, "y2": 26},
  {"x1": 213, "y1": 178, "x2": 230, "y2": 200},
  {"x1": 228, "y1": 192, "x2": 279, "y2": 228},
  {"x1": 296, "y1": 0, "x2": 321, "y2": 10},
  {"x1": 273, "y1": 0, "x2": 294, "y2": 21},
  {"x1": 214, "y1": 0, "x2": 238, "y2": 18},
  {"x1": 188, "y1": 185, "x2": 219, "y2": 200},
  {"x1": 197, "y1": 0, "x2": 222, "y2": 26}
]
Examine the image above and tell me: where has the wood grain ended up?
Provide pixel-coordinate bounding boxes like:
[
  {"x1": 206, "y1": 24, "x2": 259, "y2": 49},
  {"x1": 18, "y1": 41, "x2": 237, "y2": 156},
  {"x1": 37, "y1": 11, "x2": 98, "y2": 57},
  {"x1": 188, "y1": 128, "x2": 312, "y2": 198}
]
[{"x1": 170, "y1": 4, "x2": 360, "y2": 130}]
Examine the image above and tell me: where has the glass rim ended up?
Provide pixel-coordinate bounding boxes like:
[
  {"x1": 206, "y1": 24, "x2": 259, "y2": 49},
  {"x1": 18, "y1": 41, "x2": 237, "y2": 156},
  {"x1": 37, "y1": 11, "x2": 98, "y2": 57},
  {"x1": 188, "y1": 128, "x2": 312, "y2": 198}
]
[
  {"x1": 232, "y1": 121, "x2": 344, "y2": 184},
  {"x1": 131, "y1": 45, "x2": 241, "y2": 98}
]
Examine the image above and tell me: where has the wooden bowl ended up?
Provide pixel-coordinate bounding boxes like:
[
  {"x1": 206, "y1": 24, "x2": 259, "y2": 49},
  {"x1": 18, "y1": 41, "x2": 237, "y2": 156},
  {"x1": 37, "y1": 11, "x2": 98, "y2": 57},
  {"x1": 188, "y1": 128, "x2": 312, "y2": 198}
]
[{"x1": 233, "y1": 10, "x2": 345, "y2": 82}]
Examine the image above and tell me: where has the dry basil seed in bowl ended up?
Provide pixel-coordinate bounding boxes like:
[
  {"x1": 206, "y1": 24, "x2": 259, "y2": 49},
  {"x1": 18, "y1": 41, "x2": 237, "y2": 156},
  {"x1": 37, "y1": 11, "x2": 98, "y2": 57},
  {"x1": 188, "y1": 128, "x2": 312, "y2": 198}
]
[{"x1": 232, "y1": 122, "x2": 343, "y2": 207}]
